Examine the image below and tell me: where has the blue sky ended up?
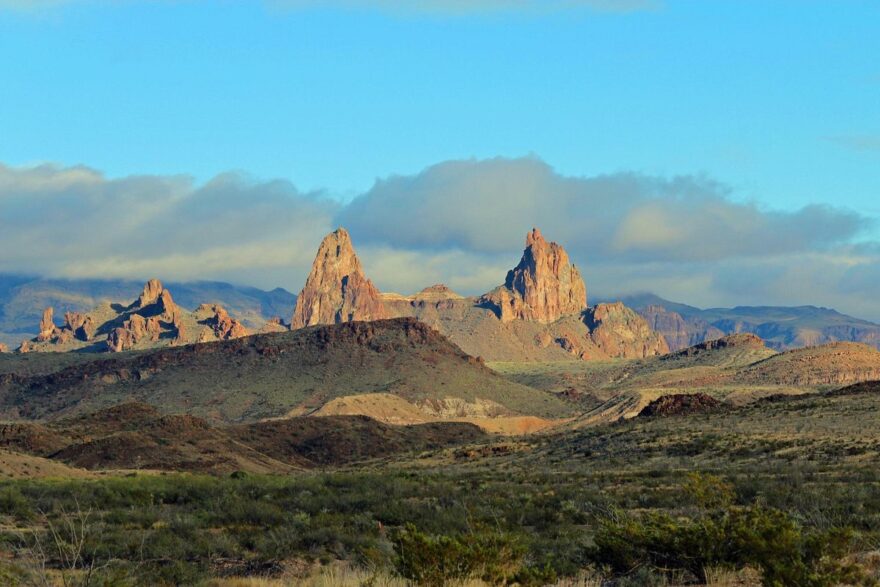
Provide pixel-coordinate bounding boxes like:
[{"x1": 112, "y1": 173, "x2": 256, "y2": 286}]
[
  {"x1": 1, "y1": 0, "x2": 880, "y2": 318},
  {"x1": 2, "y1": 0, "x2": 878, "y2": 207}
]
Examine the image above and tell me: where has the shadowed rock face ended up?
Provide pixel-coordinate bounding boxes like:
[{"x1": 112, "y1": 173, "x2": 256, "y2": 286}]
[
  {"x1": 480, "y1": 228, "x2": 588, "y2": 323},
  {"x1": 291, "y1": 228, "x2": 388, "y2": 329}
]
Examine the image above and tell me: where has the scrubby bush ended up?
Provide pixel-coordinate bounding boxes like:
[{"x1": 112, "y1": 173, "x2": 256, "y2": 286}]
[
  {"x1": 593, "y1": 473, "x2": 869, "y2": 586},
  {"x1": 391, "y1": 523, "x2": 547, "y2": 586}
]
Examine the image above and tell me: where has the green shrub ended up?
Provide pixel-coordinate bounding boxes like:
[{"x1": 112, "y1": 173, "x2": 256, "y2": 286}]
[
  {"x1": 593, "y1": 474, "x2": 868, "y2": 586},
  {"x1": 391, "y1": 523, "x2": 527, "y2": 586}
]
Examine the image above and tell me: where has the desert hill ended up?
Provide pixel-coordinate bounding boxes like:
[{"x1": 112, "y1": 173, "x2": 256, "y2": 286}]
[
  {"x1": 0, "y1": 402, "x2": 487, "y2": 474},
  {"x1": 733, "y1": 342, "x2": 880, "y2": 386},
  {"x1": 0, "y1": 318, "x2": 574, "y2": 423},
  {"x1": 617, "y1": 293, "x2": 880, "y2": 352},
  {"x1": 493, "y1": 333, "x2": 880, "y2": 426}
]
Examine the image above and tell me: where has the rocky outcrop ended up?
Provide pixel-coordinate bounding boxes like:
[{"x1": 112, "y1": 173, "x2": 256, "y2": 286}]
[
  {"x1": 136, "y1": 279, "x2": 165, "y2": 309},
  {"x1": 291, "y1": 228, "x2": 388, "y2": 329},
  {"x1": 106, "y1": 327, "x2": 135, "y2": 353},
  {"x1": 585, "y1": 302, "x2": 670, "y2": 359},
  {"x1": 674, "y1": 333, "x2": 766, "y2": 357},
  {"x1": 638, "y1": 393, "x2": 721, "y2": 418},
  {"x1": 33, "y1": 308, "x2": 96, "y2": 346},
  {"x1": 64, "y1": 312, "x2": 96, "y2": 342},
  {"x1": 480, "y1": 229, "x2": 587, "y2": 323},
  {"x1": 106, "y1": 281, "x2": 183, "y2": 352},
  {"x1": 36, "y1": 307, "x2": 58, "y2": 342},
  {"x1": 197, "y1": 304, "x2": 249, "y2": 340},
  {"x1": 21, "y1": 278, "x2": 256, "y2": 354},
  {"x1": 16, "y1": 341, "x2": 31, "y2": 354},
  {"x1": 0, "y1": 343, "x2": 8, "y2": 353}
]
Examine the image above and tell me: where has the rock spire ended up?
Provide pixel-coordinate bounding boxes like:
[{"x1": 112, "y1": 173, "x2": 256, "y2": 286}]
[
  {"x1": 291, "y1": 228, "x2": 388, "y2": 329},
  {"x1": 480, "y1": 228, "x2": 587, "y2": 323}
]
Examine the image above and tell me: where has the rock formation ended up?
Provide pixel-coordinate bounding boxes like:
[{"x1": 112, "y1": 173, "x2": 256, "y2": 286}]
[
  {"x1": 673, "y1": 333, "x2": 766, "y2": 357},
  {"x1": 291, "y1": 228, "x2": 388, "y2": 329},
  {"x1": 638, "y1": 393, "x2": 721, "y2": 418},
  {"x1": 21, "y1": 279, "x2": 258, "y2": 353},
  {"x1": 106, "y1": 327, "x2": 135, "y2": 353},
  {"x1": 136, "y1": 278, "x2": 165, "y2": 308},
  {"x1": 0, "y1": 343, "x2": 8, "y2": 353},
  {"x1": 584, "y1": 302, "x2": 670, "y2": 358},
  {"x1": 17, "y1": 340, "x2": 31, "y2": 353},
  {"x1": 196, "y1": 304, "x2": 249, "y2": 340},
  {"x1": 64, "y1": 312, "x2": 96, "y2": 342},
  {"x1": 480, "y1": 229, "x2": 587, "y2": 323},
  {"x1": 36, "y1": 307, "x2": 58, "y2": 342}
]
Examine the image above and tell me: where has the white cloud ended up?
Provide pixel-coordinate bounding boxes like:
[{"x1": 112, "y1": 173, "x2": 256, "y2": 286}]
[
  {"x1": 339, "y1": 157, "x2": 867, "y2": 263},
  {"x1": 0, "y1": 163, "x2": 337, "y2": 291},
  {"x1": 2, "y1": 157, "x2": 880, "y2": 321}
]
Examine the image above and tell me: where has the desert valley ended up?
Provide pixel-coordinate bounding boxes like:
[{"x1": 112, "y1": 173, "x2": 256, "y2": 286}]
[
  {"x1": 2, "y1": 228, "x2": 880, "y2": 585},
  {"x1": 3, "y1": 1, "x2": 879, "y2": 584}
]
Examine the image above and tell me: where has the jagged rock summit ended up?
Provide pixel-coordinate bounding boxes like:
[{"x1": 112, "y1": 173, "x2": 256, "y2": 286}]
[
  {"x1": 291, "y1": 228, "x2": 388, "y2": 329},
  {"x1": 25, "y1": 279, "x2": 252, "y2": 353},
  {"x1": 481, "y1": 228, "x2": 587, "y2": 323}
]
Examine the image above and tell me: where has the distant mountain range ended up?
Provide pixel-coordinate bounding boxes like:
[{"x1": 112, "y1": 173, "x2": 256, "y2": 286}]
[
  {"x1": 0, "y1": 275, "x2": 297, "y2": 347},
  {"x1": 605, "y1": 293, "x2": 880, "y2": 351},
  {"x1": 4, "y1": 272, "x2": 879, "y2": 353}
]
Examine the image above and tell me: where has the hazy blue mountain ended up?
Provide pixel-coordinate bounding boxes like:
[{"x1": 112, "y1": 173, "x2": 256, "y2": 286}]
[{"x1": 603, "y1": 293, "x2": 880, "y2": 351}]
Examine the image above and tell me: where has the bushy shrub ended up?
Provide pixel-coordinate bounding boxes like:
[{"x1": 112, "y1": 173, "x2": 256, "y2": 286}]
[
  {"x1": 593, "y1": 473, "x2": 868, "y2": 586},
  {"x1": 391, "y1": 523, "x2": 533, "y2": 586}
]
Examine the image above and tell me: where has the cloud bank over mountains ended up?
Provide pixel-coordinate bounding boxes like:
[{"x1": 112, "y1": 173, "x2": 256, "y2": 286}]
[{"x1": 1, "y1": 157, "x2": 878, "y2": 320}]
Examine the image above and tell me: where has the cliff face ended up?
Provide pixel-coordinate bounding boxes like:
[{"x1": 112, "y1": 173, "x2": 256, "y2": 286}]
[
  {"x1": 584, "y1": 302, "x2": 670, "y2": 359},
  {"x1": 480, "y1": 229, "x2": 587, "y2": 323},
  {"x1": 291, "y1": 228, "x2": 388, "y2": 329}
]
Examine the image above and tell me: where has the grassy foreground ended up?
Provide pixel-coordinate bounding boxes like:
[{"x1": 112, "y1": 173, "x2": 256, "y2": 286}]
[{"x1": 2, "y1": 388, "x2": 880, "y2": 585}]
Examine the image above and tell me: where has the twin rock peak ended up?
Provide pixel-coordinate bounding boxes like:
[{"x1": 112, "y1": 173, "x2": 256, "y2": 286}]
[{"x1": 294, "y1": 227, "x2": 587, "y2": 326}]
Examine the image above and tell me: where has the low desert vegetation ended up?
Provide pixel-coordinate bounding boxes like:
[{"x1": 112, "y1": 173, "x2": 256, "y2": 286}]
[
  {"x1": 2, "y1": 375, "x2": 879, "y2": 585},
  {"x1": 0, "y1": 465, "x2": 877, "y2": 586}
]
